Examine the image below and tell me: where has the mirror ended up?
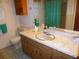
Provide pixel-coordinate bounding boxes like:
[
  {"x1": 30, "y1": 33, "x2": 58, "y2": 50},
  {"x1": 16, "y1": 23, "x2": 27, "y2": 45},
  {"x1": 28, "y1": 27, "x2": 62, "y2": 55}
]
[{"x1": 33, "y1": 0, "x2": 77, "y2": 31}]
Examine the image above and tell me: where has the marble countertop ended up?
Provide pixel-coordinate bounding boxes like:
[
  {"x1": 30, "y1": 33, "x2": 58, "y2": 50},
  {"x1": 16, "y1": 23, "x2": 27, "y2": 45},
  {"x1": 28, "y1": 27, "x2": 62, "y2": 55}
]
[{"x1": 20, "y1": 28, "x2": 79, "y2": 58}]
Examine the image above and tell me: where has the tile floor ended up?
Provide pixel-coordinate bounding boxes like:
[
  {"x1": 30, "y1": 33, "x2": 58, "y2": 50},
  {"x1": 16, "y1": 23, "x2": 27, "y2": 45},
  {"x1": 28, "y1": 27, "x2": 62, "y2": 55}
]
[{"x1": 0, "y1": 46, "x2": 31, "y2": 59}]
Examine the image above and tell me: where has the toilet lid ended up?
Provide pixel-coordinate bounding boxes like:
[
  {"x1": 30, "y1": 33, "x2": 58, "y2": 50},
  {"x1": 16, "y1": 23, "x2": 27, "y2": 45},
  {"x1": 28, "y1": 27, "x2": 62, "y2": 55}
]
[{"x1": 10, "y1": 36, "x2": 21, "y2": 43}]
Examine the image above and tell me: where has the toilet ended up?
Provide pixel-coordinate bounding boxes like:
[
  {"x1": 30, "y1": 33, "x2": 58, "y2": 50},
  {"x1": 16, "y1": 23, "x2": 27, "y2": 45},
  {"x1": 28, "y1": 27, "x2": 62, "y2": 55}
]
[{"x1": 10, "y1": 36, "x2": 21, "y2": 49}]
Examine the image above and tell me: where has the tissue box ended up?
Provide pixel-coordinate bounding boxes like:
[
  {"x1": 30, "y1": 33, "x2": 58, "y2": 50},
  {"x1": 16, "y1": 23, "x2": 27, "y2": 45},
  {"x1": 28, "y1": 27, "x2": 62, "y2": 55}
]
[{"x1": 0, "y1": 24, "x2": 7, "y2": 34}]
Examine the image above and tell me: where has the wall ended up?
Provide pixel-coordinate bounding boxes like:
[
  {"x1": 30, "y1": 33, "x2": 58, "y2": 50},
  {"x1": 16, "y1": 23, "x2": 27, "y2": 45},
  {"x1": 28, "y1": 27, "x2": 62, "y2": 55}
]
[
  {"x1": 38, "y1": 0, "x2": 45, "y2": 25},
  {"x1": 20, "y1": 0, "x2": 34, "y2": 28},
  {"x1": 65, "y1": 0, "x2": 77, "y2": 30},
  {"x1": 0, "y1": 0, "x2": 17, "y2": 49}
]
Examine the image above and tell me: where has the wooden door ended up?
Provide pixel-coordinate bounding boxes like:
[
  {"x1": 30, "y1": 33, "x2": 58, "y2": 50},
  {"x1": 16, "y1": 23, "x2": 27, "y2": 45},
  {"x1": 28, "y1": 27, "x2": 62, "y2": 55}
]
[
  {"x1": 14, "y1": 0, "x2": 28, "y2": 15},
  {"x1": 60, "y1": 0, "x2": 67, "y2": 28},
  {"x1": 74, "y1": 0, "x2": 79, "y2": 31}
]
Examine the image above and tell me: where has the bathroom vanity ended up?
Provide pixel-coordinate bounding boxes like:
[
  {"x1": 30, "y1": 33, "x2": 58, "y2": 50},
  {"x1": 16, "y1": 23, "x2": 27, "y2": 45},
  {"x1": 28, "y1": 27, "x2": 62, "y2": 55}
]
[{"x1": 20, "y1": 28, "x2": 79, "y2": 59}]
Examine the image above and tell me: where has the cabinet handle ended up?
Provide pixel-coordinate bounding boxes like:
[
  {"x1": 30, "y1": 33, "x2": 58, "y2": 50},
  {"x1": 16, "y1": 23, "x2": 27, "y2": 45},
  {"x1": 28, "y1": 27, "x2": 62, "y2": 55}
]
[
  {"x1": 36, "y1": 50, "x2": 37, "y2": 54},
  {"x1": 50, "y1": 55, "x2": 53, "y2": 59},
  {"x1": 39, "y1": 52, "x2": 42, "y2": 57},
  {"x1": 35, "y1": 49, "x2": 39, "y2": 54}
]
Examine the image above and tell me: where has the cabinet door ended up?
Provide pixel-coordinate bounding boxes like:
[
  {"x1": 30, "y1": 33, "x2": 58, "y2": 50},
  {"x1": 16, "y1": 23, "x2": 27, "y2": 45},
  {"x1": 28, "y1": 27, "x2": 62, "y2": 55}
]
[
  {"x1": 29, "y1": 39, "x2": 41, "y2": 59},
  {"x1": 32, "y1": 48, "x2": 41, "y2": 59},
  {"x1": 77, "y1": 57, "x2": 79, "y2": 59},
  {"x1": 39, "y1": 51, "x2": 52, "y2": 59},
  {"x1": 21, "y1": 35, "x2": 29, "y2": 54},
  {"x1": 21, "y1": 35, "x2": 33, "y2": 56},
  {"x1": 37, "y1": 43, "x2": 52, "y2": 59},
  {"x1": 51, "y1": 54, "x2": 73, "y2": 59},
  {"x1": 27, "y1": 38, "x2": 34, "y2": 56},
  {"x1": 51, "y1": 49, "x2": 74, "y2": 59}
]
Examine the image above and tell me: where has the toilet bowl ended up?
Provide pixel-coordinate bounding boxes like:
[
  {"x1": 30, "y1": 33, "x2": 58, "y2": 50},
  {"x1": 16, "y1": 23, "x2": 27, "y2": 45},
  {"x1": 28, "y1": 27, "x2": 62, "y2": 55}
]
[{"x1": 10, "y1": 36, "x2": 21, "y2": 49}]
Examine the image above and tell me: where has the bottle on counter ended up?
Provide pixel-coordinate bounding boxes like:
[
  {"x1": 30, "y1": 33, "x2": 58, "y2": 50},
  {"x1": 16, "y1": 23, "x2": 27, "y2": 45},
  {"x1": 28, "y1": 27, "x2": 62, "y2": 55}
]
[
  {"x1": 34, "y1": 18, "x2": 39, "y2": 33},
  {"x1": 34, "y1": 18, "x2": 39, "y2": 27}
]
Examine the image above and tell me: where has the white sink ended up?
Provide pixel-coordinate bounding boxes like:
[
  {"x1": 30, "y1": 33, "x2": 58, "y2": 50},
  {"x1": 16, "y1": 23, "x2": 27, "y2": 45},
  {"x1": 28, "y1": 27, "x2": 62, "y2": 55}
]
[{"x1": 35, "y1": 32, "x2": 55, "y2": 41}]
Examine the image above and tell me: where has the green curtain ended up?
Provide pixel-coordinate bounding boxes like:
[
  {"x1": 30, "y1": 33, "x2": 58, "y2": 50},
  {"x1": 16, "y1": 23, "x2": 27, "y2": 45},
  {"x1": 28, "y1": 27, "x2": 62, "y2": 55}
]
[{"x1": 45, "y1": 0, "x2": 62, "y2": 28}]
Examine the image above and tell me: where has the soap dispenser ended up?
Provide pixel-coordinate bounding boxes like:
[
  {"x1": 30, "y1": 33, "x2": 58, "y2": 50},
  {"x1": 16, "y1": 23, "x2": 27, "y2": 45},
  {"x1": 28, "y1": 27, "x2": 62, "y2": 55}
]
[
  {"x1": 34, "y1": 18, "x2": 39, "y2": 32},
  {"x1": 34, "y1": 18, "x2": 39, "y2": 27}
]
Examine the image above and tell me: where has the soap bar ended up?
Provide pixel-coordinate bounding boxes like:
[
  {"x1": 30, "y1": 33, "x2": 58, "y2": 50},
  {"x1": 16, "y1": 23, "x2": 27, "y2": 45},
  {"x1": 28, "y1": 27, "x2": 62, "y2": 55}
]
[{"x1": 0, "y1": 24, "x2": 7, "y2": 33}]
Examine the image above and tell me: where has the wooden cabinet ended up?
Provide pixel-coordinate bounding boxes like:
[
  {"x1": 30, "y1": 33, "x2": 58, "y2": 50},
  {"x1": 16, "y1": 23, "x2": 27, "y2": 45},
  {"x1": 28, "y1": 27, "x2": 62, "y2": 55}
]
[
  {"x1": 21, "y1": 35, "x2": 29, "y2": 54},
  {"x1": 50, "y1": 49, "x2": 74, "y2": 59},
  {"x1": 77, "y1": 57, "x2": 79, "y2": 59},
  {"x1": 14, "y1": 0, "x2": 28, "y2": 15},
  {"x1": 20, "y1": 35, "x2": 75, "y2": 59}
]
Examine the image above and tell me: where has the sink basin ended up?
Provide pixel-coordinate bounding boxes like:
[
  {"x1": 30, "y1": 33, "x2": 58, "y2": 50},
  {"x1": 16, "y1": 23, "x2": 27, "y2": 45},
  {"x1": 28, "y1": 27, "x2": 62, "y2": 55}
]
[{"x1": 35, "y1": 32, "x2": 55, "y2": 41}]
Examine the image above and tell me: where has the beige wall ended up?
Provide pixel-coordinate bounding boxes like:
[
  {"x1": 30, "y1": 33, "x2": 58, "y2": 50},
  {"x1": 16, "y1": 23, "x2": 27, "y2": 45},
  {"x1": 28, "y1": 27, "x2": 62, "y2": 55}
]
[
  {"x1": 19, "y1": 0, "x2": 35, "y2": 28},
  {"x1": 39, "y1": 0, "x2": 45, "y2": 25},
  {"x1": 0, "y1": 0, "x2": 17, "y2": 49},
  {"x1": 65, "y1": 0, "x2": 77, "y2": 30}
]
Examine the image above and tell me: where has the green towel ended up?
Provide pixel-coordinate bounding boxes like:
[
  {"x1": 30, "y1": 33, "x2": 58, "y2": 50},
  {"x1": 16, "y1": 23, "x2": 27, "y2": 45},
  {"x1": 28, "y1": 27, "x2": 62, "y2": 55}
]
[{"x1": 0, "y1": 24, "x2": 7, "y2": 33}]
